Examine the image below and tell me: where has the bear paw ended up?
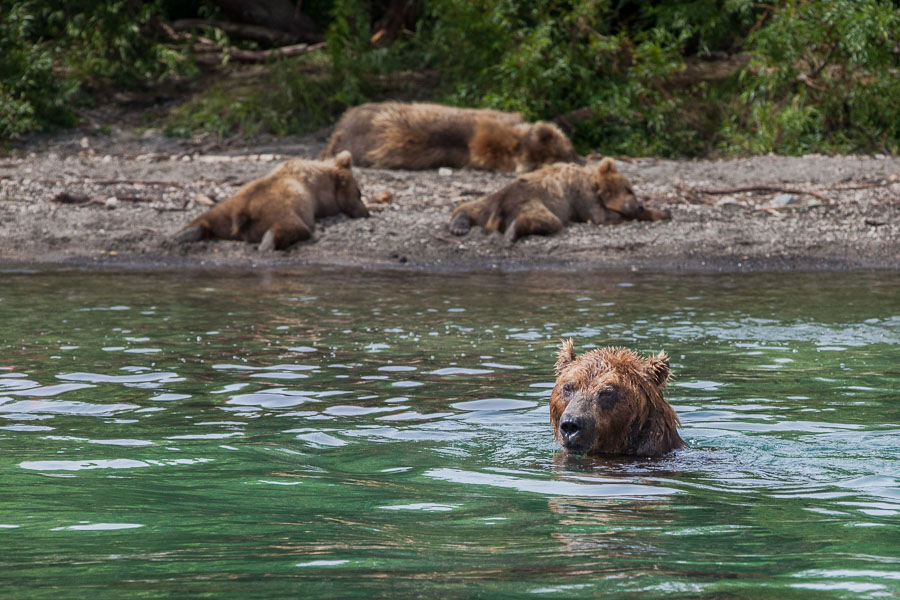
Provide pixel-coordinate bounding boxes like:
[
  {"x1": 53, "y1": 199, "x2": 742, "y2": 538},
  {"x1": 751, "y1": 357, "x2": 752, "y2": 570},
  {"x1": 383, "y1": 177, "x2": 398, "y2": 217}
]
[
  {"x1": 449, "y1": 213, "x2": 471, "y2": 236},
  {"x1": 173, "y1": 225, "x2": 204, "y2": 244}
]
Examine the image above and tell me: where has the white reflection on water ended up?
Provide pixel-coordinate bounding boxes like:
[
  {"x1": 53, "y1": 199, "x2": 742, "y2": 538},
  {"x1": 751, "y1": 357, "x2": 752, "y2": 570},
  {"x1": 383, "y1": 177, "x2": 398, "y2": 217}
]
[
  {"x1": 0, "y1": 400, "x2": 139, "y2": 416},
  {"x1": 379, "y1": 503, "x2": 458, "y2": 512},
  {"x1": 51, "y1": 523, "x2": 144, "y2": 531},
  {"x1": 20, "y1": 458, "x2": 212, "y2": 470},
  {"x1": 426, "y1": 468, "x2": 679, "y2": 497},
  {"x1": 57, "y1": 372, "x2": 180, "y2": 383}
]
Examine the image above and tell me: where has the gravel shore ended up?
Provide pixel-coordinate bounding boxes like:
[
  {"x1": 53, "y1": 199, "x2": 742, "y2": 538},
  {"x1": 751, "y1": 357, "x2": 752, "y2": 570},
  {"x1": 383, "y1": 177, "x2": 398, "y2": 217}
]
[{"x1": 2, "y1": 128, "x2": 898, "y2": 271}]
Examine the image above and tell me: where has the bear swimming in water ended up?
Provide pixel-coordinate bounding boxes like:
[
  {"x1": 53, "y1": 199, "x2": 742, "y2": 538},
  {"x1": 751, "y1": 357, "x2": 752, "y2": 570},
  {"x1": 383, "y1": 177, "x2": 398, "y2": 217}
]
[{"x1": 550, "y1": 340, "x2": 685, "y2": 456}]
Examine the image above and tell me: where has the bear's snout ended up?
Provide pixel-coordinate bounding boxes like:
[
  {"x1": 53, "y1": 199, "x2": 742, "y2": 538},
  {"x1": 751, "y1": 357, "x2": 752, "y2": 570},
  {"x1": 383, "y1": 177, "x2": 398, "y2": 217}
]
[
  {"x1": 559, "y1": 414, "x2": 584, "y2": 437},
  {"x1": 559, "y1": 413, "x2": 592, "y2": 453}
]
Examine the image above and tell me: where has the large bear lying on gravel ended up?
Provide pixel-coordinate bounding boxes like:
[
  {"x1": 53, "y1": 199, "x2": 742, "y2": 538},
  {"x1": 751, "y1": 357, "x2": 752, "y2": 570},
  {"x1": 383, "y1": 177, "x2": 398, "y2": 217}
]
[
  {"x1": 448, "y1": 159, "x2": 670, "y2": 242},
  {"x1": 320, "y1": 101, "x2": 578, "y2": 172},
  {"x1": 550, "y1": 340, "x2": 685, "y2": 456},
  {"x1": 174, "y1": 151, "x2": 368, "y2": 251}
]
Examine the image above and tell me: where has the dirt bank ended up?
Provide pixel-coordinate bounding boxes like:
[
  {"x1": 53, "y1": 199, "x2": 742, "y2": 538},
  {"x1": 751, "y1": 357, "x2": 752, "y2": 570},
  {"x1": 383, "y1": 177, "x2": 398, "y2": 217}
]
[{"x1": 1, "y1": 128, "x2": 898, "y2": 271}]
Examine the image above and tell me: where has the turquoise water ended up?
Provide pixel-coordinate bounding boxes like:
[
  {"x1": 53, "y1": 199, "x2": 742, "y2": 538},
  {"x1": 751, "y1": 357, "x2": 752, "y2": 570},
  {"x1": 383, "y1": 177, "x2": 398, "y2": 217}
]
[{"x1": 1, "y1": 268, "x2": 898, "y2": 599}]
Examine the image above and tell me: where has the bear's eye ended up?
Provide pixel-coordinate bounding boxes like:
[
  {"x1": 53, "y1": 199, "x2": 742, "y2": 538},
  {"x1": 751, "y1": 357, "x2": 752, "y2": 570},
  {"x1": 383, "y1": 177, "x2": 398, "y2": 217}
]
[
  {"x1": 595, "y1": 386, "x2": 620, "y2": 409},
  {"x1": 561, "y1": 382, "x2": 575, "y2": 396}
]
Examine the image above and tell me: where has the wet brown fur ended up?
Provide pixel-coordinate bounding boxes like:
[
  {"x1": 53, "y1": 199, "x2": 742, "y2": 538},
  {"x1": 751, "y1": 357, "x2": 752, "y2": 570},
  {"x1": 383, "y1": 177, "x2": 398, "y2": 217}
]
[
  {"x1": 549, "y1": 340, "x2": 685, "y2": 456},
  {"x1": 449, "y1": 159, "x2": 670, "y2": 242},
  {"x1": 173, "y1": 151, "x2": 368, "y2": 251},
  {"x1": 320, "y1": 102, "x2": 577, "y2": 172}
]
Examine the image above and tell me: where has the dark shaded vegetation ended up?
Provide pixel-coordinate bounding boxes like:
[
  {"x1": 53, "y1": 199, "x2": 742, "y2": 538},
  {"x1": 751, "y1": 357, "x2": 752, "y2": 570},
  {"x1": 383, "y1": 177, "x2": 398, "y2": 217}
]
[{"x1": 2, "y1": 0, "x2": 899, "y2": 156}]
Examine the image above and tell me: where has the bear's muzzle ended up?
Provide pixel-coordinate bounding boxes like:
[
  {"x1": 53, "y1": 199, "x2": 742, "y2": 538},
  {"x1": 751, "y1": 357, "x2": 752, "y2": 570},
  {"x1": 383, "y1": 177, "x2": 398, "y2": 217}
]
[{"x1": 559, "y1": 413, "x2": 593, "y2": 454}]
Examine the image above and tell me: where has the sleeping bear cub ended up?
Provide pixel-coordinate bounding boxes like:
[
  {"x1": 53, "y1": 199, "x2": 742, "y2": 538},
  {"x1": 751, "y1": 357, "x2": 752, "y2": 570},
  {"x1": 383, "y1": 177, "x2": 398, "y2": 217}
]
[
  {"x1": 550, "y1": 340, "x2": 685, "y2": 456},
  {"x1": 174, "y1": 151, "x2": 368, "y2": 251},
  {"x1": 448, "y1": 158, "x2": 670, "y2": 242},
  {"x1": 320, "y1": 101, "x2": 578, "y2": 172}
]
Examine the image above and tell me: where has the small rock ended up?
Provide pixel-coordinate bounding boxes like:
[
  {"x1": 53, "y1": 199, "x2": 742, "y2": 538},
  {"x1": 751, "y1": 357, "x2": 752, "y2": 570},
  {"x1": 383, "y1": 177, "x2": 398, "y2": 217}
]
[
  {"x1": 372, "y1": 190, "x2": 393, "y2": 204},
  {"x1": 104, "y1": 197, "x2": 119, "y2": 210},
  {"x1": 438, "y1": 167, "x2": 453, "y2": 177},
  {"x1": 770, "y1": 193, "x2": 794, "y2": 207},
  {"x1": 714, "y1": 196, "x2": 741, "y2": 208},
  {"x1": 79, "y1": 137, "x2": 90, "y2": 149}
]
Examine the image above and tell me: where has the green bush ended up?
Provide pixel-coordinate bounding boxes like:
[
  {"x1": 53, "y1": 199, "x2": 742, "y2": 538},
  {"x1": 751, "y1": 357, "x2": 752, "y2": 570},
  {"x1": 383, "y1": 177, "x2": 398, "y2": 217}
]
[
  {"x1": 724, "y1": 0, "x2": 900, "y2": 154},
  {"x1": 3, "y1": 0, "x2": 900, "y2": 155},
  {"x1": 1, "y1": 0, "x2": 194, "y2": 139},
  {"x1": 396, "y1": 0, "x2": 764, "y2": 155},
  {"x1": 0, "y1": 3, "x2": 77, "y2": 137}
]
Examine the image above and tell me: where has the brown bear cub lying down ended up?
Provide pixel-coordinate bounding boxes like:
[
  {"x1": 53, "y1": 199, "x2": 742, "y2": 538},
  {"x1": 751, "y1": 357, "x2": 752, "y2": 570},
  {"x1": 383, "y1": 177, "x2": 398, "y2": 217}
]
[
  {"x1": 450, "y1": 158, "x2": 670, "y2": 242},
  {"x1": 320, "y1": 101, "x2": 578, "y2": 172},
  {"x1": 174, "y1": 151, "x2": 368, "y2": 251},
  {"x1": 550, "y1": 340, "x2": 685, "y2": 456}
]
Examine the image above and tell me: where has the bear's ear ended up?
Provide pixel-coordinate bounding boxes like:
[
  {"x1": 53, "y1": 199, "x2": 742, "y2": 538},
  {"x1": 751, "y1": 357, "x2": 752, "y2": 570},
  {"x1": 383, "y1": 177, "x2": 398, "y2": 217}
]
[
  {"x1": 597, "y1": 157, "x2": 617, "y2": 175},
  {"x1": 555, "y1": 338, "x2": 577, "y2": 374},
  {"x1": 648, "y1": 351, "x2": 671, "y2": 388},
  {"x1": 534, "y1": 122, "x2": 557, "y2": 143},
  {"x1": 334, "y1": 150, "x2": 353, "y2": 170}
]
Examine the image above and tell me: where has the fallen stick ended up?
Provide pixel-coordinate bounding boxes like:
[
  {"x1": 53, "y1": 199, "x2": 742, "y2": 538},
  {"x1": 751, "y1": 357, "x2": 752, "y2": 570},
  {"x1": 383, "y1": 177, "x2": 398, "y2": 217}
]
[
  {"x1": 91, "y1": 179, "x2": 189, "y2": 188},
  {"x1": 677, "y1": 184, "x2": 833, "y2": 203},
  {"x1": 172, "y1": 19, "x2": 309, "y2": 46},
  {"x1": 430, "y1": 232, "x2": 463, "y2": 246},
  {"x1": 39, "y1": 178, "x2": 190, "y2": 188},
  {"x1": 195, "y1": 42, "x2": 326, "y2": 65},
  {"x1": 51, "y1": 192, "x2": 91, "y2": 205},
  {"x1": 819, "y1": 182, "x2": 894, "y2": 191}
]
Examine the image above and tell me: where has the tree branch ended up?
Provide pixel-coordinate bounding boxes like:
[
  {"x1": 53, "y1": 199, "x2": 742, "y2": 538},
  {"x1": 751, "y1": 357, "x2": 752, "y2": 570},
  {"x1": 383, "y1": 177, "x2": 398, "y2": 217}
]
[
  {"x1": 194, "y1": 41, "x2": 326, "y2": 65},
  {"x1": 173, "y1": 19, "x2": 303, "y2": 46},
  {"x1": 676, "y1": 184, "x2": 833, "y2": 203}
]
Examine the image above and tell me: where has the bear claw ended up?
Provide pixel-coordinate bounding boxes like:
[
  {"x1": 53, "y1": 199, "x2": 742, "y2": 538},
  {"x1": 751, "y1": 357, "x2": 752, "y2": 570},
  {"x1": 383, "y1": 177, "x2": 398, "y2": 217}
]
[
  {"x1": 258, "y1": 229, "x2": 276, "y2": 252},
  {"x1": 504, "y1": 219, "x2": 520, "y2": 243}
]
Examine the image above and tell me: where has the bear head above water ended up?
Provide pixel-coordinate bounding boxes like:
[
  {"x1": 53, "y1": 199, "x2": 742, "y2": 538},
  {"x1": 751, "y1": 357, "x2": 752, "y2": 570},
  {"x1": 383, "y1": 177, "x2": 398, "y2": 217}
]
[{"x1": 550, "y1": 340, "x2": 685, "y2": 457}]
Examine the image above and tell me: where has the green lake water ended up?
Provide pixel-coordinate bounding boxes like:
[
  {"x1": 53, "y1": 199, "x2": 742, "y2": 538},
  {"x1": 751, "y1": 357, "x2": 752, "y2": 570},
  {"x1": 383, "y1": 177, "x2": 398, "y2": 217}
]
[{"x1": 0, "y1": 267, "x2": 898, "y2": 599}]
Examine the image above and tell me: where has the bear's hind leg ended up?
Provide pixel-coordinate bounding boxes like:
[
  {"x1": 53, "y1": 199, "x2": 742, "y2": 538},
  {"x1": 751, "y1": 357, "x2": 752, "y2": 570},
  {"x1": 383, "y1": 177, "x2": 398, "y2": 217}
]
[
  {"x1": 449, "y1": 212, "x2": 471, "y2": 236},
  {"x1": 449, "y1": 200, "x2": 489, "y2": 236},
  {"x1": 505, "y1": 203, "x2": 564, "y2": 242},
  {"x1": 258, "y1": 216, "x2": 313, "y2": 252}
]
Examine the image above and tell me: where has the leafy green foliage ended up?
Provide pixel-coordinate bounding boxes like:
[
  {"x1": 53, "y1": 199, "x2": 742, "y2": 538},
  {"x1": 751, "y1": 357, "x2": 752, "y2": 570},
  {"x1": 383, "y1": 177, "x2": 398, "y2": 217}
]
[
  {"x1": 403, "y1": 0, "x2": 764, "y2": 155},
  {"x1": 3, "y1": 0, "x2": 900, "y2": 155},
  {"x1": 0, "y1": 3, "x2": 77, "y2": 137},
  {"x1": 1, "y1": 0, "x2": 195, "y2": 139},
  {"x1": 725, "y1": 0, "x2": 900, "y2": 154},
  {"x1": 165, "y1": 53, "x2": 341, "y2": 137}
]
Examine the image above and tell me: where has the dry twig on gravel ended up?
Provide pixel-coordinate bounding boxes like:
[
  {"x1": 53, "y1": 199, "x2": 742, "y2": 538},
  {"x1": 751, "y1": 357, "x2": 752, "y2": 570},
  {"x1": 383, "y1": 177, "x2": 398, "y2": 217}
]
[{"x1": 675, "y1": 183, "x2": 833, "y2": 203}]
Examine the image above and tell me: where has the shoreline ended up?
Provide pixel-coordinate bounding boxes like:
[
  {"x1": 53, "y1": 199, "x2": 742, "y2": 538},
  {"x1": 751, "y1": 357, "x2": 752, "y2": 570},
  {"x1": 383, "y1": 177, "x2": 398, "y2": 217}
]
[{"x1": 2, "y1": 129, "x2": 898, "y2": 272}]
